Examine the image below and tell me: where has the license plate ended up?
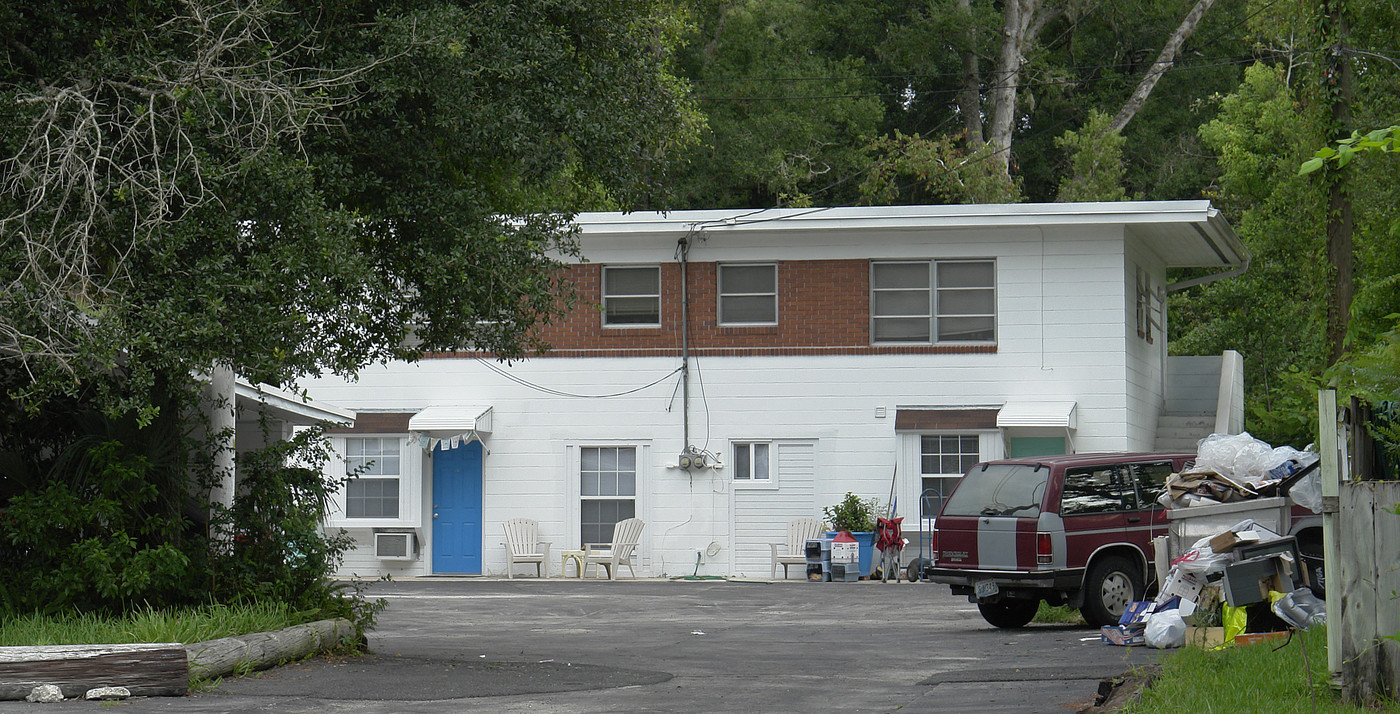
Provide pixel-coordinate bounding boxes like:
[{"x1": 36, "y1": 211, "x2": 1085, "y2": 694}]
[{"x1": 974, "y1": 579, "x2": 999, "y2": 599}]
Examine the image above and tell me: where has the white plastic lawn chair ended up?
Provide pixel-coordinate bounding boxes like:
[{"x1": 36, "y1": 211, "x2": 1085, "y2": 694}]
[
  {"x1": 583, "y1": 518, "x2": 645, "y2": 580},
  {"x1": 768, "y1": 517, "x2": 826, "y2": 579},
  {"x1": 502, "y1": 517, "x2": 551, "y2": 578}
]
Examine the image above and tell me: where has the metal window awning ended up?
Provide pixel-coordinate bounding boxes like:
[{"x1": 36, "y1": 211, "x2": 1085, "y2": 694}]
[
  {"x1": 996, "y1": 402, "x2": 1078, "y2": 430},
  {"x1": 408, "y1": 405, "x2": 493, "y2": 451}
]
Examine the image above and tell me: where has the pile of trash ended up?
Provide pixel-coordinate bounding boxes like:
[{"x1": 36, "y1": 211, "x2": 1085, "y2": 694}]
[
  {"x1": 1159, "y1": 432, "x2": 1322, "y2": 512},
  {"x1": 1101, "y1": 433, "x2": 1326, "y2": 649}
]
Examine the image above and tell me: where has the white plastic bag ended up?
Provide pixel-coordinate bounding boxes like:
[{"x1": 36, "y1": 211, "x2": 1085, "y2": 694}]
[
  {"x1": 1289, "y1": 471, "x2": 1323, "y2": 513},
  {"x1": 1195, "y1": 432, "x2": 1274, "y2": 482},
  {"x1": 1145, "y1": 609, "x2": 1186, "y2": 648},
  {"x1": 1172, "y1": 540, "x2": 1235, "y2": 576}
]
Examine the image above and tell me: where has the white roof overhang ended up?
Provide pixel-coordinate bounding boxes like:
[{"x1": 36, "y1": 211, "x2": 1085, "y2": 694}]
[
  {"x1": 996, "y1": 401, "x2": 1078, "y2": 430},
  {"x1": 568, "y1": 201, "x2": 1246, "y2": 270},
  {"x1": 235, "y1": 379, "x2": 355, "y2": 426}
]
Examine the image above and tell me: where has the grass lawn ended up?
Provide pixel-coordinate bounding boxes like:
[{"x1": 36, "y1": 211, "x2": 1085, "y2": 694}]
[
  {"x1": 0, "y1": 602, "x2": 309, "y2": 647},
  {"x1": 1125, "y1": 626, "x2": 1387, "y2": 713}
]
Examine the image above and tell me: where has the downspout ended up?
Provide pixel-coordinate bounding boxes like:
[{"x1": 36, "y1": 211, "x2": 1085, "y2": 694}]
[{"x1": 1165, "y1": 235, "x2": 1252, "y2": 294}]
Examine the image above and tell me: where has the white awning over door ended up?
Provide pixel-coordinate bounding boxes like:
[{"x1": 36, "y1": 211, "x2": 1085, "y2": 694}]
[
  {"x1": 408, "y1": 405, "x2": 493, "y2": 450},
  {"x1": 996, "y1": 402, "x2": 1077, "y2": 429}
]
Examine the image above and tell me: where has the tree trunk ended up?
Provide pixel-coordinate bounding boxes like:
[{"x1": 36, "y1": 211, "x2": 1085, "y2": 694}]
[
  {"x1": 1108, "y1": 0, "x2": 1220, "y2": 133},
  {"x1": 987, "y1": 0, "x2": 1034, "y2": 179},
  {"x1": 957, "y1": 0, "x2": 983, "y2": 143},
  {"x1": 0, "y1": 644, "x2": 188, "y2": 700},
  {"x1": 184, "y1": 618, "x2": 358, "y2": 681}
]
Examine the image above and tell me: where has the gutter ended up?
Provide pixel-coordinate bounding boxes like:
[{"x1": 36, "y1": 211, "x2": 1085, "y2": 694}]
[{"x1": 1166, "y1": 223, "x2": 1253, "y2": 293}]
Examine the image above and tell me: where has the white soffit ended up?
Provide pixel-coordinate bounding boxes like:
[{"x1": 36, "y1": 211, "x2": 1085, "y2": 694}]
[
  {"x1": 997, "y1": 402, "x2": 1078, "y2": 430},
  {"x1": 235, "y1": 379, "x2": 355, "y2": 426},
  {"x1": 408, "y1": 405, "x2": 494, "y2": 434}
]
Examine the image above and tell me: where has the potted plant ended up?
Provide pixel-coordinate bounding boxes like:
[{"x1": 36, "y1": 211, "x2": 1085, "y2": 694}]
[{"x1": 823, "y1": 492, "x2": 881, "y2": 577}]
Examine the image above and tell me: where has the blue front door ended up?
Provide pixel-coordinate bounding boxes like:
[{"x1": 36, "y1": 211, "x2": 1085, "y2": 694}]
[{"x1": 432, "y1": 441, "x2": 483, "y2": 574}]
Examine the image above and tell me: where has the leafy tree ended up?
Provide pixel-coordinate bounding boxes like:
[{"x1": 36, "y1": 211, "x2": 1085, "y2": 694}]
[
  {"x1": 671, "y1": 0, "x2": 884, "y2": 207},
  {"x1": 0, "y1": 0, "x2": 697, "y2": 616}
]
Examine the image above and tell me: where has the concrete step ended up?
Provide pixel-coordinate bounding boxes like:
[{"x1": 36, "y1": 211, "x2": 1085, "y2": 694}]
[
  {"x1": 1156, "y1": 426, "x2": 1215, "y2": 440},
  {"x1": 1158, "y1": 414, "x2": 1215, "y2": 429},
  {"x1": 1155, "y1": 438, "x2": 1203, "y2": 452},
  {"x1": 1155, "y1": 413, "x2": 1213, "y2": 453}
]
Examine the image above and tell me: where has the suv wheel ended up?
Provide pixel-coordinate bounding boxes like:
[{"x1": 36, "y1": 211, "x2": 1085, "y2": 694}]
[
  {"x1": 1080, "y1": 556, "x2": 1143, "y2": 627},
  {"x1": 977, "y1": 599, "x2": 1039, "y2": 629}
]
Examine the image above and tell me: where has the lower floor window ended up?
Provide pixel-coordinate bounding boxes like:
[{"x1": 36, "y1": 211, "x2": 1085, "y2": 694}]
[
  {"x1": 345, "y1": 437, "x2": 401, "y2": 519},
  {"x1": 733, "y1": 442, "x2": 771, "y2": 481},
  {"x1": 920, "y1": 434, "x2": 980, "y2": 518},
  {"x1": 581, "y1": 446, "x2": 637, "y2": 544},
  {"x1": 347, "y1": 478, "x2": 400, "y2": 519}
]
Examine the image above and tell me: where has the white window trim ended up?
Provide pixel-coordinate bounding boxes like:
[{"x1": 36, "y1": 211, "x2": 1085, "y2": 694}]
[
  {"x1": 566, "y1": 441, "x2": 649, "y2": 551},
  {"x1": 325, "y1": 434, "x2": 423, "y2": 529},
  {"x1": 717, "y1": 263, "x2": 778, "y2": 326},
  {"x1": 916, "y1": 432, "x2": 983, "y2": 518},
  {"x1": 602, "y1": 265, "x2": 662, "y2": 328},
  {"x1": 897, "y1": 431, "x2": 1001, "y2": 526},
  {"x1": 870, "y1": 259, "x2": 997, "y2": 345},
  {"x1": 731, "y1": 441, "x2": 778, "y2": 489}
]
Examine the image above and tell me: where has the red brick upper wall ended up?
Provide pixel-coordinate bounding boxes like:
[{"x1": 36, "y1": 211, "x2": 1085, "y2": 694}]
[{"x1": 499, "y1": 259, "x2": 993, "y2": 358}]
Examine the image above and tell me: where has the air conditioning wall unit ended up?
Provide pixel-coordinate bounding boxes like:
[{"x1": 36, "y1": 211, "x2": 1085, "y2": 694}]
[{"x1": 374, "y1": 531, "x2": 417, "y2": 560}]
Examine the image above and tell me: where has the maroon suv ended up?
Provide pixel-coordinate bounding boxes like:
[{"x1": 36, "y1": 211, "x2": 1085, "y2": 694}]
[{"x1": 928, "y1": 452, "x2": 1195, "y2": 628}]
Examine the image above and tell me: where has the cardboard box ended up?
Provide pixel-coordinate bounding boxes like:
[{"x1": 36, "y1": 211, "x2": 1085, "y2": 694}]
[
  {"x1": 1185, "y1": 626, "x2": 1227, "y2": 649},
  {"x1": 1100, "y1": 624, "x2": 1147, "y2": 646},
  {"x1": 1119, "y1": 601, "x2": 1157, "y2": 625},
  {"x1": 1158, "y1": 570, "x2": 1205, "y2": 604},
  {"x1": 1234, "y1": 631, "x2": 1290, "y2": 646},
  {"x1": 1209, "y1": 528, "x2": 1261, "y2": 553}
]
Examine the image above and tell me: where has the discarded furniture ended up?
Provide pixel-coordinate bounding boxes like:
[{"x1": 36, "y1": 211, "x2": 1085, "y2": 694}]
[
  {"x1": 583, "y1": 518, "x2": 645, "y2": 579},
  {"x1": 502, "y1": 517, "x2": 552, "y2": 578},
  {"x1": 769, "y1": 517, "x2": 826, "y2": 579}
]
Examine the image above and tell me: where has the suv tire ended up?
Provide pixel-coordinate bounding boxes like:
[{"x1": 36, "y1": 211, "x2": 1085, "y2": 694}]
[
  {"x1": 977, "y1": 599, "x2": 1039, "y2": 629},
  {"x1": 1080, "y1": 555, "x2": 1143, "y2": 627}
]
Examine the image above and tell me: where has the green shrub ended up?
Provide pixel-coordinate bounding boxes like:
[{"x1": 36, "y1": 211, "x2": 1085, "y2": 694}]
[{"x1": 823, "y1": 492, "x2": 880, "y2": 532}]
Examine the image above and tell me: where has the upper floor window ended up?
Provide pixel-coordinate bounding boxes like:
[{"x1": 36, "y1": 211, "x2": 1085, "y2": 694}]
[
  {"x1": 871, "y1": 260, "x2": 995, "y2": 344},
  {"x1": 718, "y1": 264, "x2": 777, "y2": 325},
  {"x1": 603, "y1": 266, "x2": 660, "y2": 326},
  {"x1": 1135, "y1": 267, "x2": 1159, "y2": 343},
  {"x1": 345, "y1": 437, "x2": 401, "y2": 519}
]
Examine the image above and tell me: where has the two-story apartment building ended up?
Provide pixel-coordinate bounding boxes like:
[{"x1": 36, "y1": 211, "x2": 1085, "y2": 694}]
[{"x1": 302, "y1": 201, "x2": 1248, "y2": 579}]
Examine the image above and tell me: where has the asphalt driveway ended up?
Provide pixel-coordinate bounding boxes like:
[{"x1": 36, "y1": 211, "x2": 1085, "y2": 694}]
[{"x1": 28, "y1": 577, "x2": 1161, "y2": 713}]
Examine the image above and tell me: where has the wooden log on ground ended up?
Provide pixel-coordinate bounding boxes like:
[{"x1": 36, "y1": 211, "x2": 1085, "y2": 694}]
[
  {"x1": 0, "y1": 643, "x2": 188, "y2": 700},
  {"x1": 185, "y1": 618, "x2": 357, "y2": 681}
]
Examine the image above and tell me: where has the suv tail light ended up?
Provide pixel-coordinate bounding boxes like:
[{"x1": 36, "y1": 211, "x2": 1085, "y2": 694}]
[
  {"x1": 929, "y1": 530, "x2": 939, "y2": 561},
  {"x1": 1036, "y1": 532, "x2": 1053, "y2": 566}
]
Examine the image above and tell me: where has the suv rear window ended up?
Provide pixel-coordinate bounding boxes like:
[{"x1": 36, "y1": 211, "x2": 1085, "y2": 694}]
[{"x1": 940, "y1": 464, "x2": 1048, "y2": 518}]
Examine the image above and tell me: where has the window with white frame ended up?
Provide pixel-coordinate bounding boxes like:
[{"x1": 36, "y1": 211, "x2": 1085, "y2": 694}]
[
  {"x1": 344, "y1": 437, "x2": 401, "y2": 519},
  {"x1": 871, "y1": 260, "x2": 995, "y2": 343},
  {"x1": 580, "y1": 446, "x2": 637, "y2": 544},
  {"x1": 919, "y1": 434, "x2": 980, "y2": 518},
  {"x1": 603, "y1": 266, "x2": 661, "y2": 326},
  {"x1": 718, "y1": 264, "x2": 777, "y2": 325},
  {"x1": 732, "y1": 442, "x2": 772, "y2": 482}
]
